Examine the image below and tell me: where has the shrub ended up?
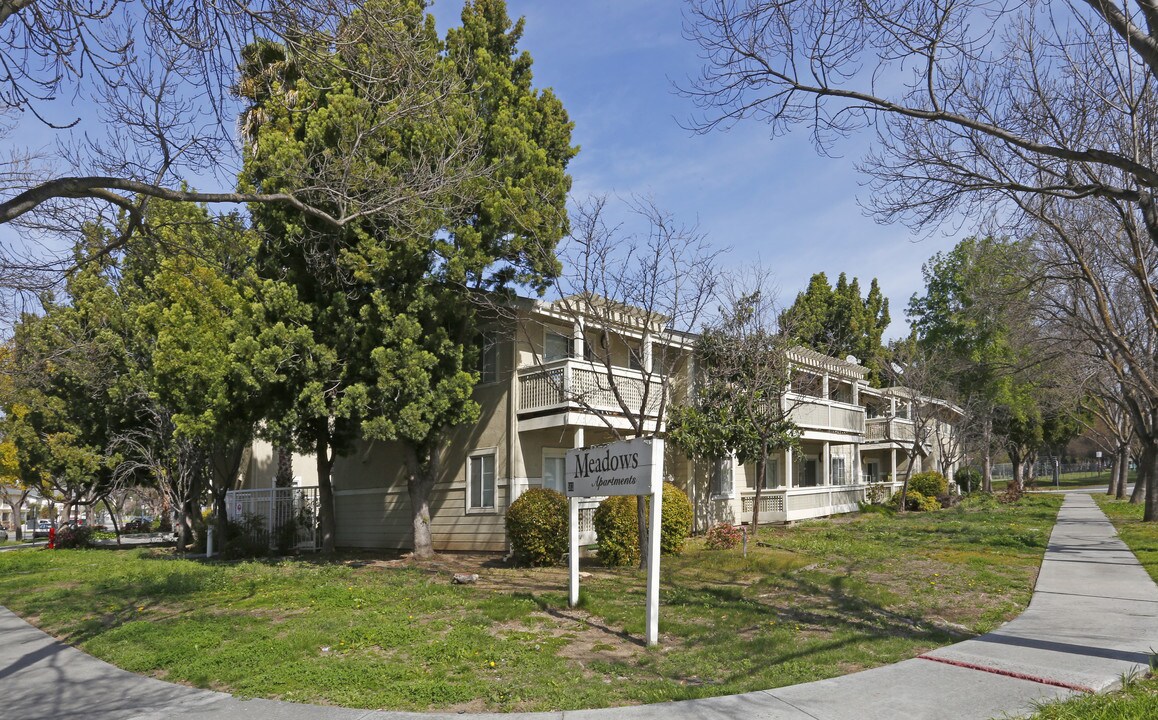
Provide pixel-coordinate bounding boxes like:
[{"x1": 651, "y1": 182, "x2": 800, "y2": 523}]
[
  {"x1": 954, "y1": 467, "x2": 982, "y2": 493},
  {"x1": 594, "y1": 483, "x2": 696, "y2": 566},
  {"x1": 506, "y1": 488, "x2": 569, "y2": 566},
  {"x1": 908, "y1": 471, "x2": 949, "y2": 498},
  {"x1": 54, "y1": 523, "x2": 94, "y2": 549},
  {"x1": 221, "y1": 514, "x2": 270, "y2": 560},
  {"x1": 704, "y1": 523, "x2": 742, "y2": 550},
  {"x1": 593, "y1": 495, "x2": 639, "y2": 567},
  {"x1": 892, "y1": 488, "x2": 940, "y2": 512},
  {"x1": 654, "y1": 482, "x2": 694, "y2": 556}
]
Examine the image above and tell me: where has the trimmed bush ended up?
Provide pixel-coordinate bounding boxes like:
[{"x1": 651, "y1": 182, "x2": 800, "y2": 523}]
[
  {"x1": 954, "y1": 467, "x2": 982, "y2": 493},
  {"x1": 506, "y1": 488, "x2": 569, "y2": 566},
  {"x1": 908, "y1": 471, "x2": 949, "y2": 498},
  {"x1": 704, "y1": 523, "x2": 742, "y2": 550},
  {"x1": 594, "y1": 483, "x2": 696, "y2": 566},
  {"x1": 654, "y1": 482, "x2": 694, "y2": 556},
  {"x1": 594, "y1": 495, "x2": 639, "y2": 567}
]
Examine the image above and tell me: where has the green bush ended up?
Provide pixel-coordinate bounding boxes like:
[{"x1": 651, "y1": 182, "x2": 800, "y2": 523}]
[
  {"x1": 704, "y1": 523, "x2": 742, "y2": 550},
  {"x1": 594, "y1": 495, "x2": 639, "y2": 567},
  {"x1": 654, "y1": 482, "x2": 693, "y2": 556},
  {"x1": 506, "y1": 488, "x2": 569, "y2": 566},
  {"x1": 221, "y1": 514, "x2": 270, "y2": 560},
  {"x1": 594, "y1": 483, "x2": 695, "y2": 565},
  {"x1": 954, "y1": 467, "x2": 982, "y2": 493},
  {"x1": 908, "y1": 471, "x2": 949, "y2": 498},
  {"x1": 892, "y1": 489, "x2": 940, "y2": 512}
]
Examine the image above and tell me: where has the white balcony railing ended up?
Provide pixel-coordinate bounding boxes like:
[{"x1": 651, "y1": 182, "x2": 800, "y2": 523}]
[
  {"x1": 785, "y1": 392, "x2": 866, "y2": 434},
  {"x1": 517, "y1": 359, "x2": 666, "y2": 417},
  {"x1": 864, "y1": 417, "x2": 916, "y2": 444}
]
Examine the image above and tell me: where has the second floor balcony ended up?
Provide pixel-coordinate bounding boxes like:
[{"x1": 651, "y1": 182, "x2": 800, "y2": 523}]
[
  {"x1": 786, "y1": 392, "x2": 866, "y2": 435},
  {"x1": 517, "y1": 358, "x2": 666, "y2": 423},
  {"x1": 864, "y1": 416, "x2": 916, "y2": 445}
]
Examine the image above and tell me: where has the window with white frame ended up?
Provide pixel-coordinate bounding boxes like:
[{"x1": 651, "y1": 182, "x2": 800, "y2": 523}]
[
  {"x1": 478, "y1": 331, "x2": 499, "y2": 384},
  {"x1": 468, "y1": 451, "x2": 496, "y2": 511},
  {"x1": 542, "y1": 450, "x2": 567, "y2": 494},
  {"x1": 831, "y1": 456, "x2": 847, "y2": 485},
  {"x1": 544, "y1": 329, "x2": 572, "y2": 362},
  {"x1": 762, "y1": 457, "x2": 781, "y2": 489},
  {"x1": 711, "y1": 457, "x2": 734, "y2": 498}
]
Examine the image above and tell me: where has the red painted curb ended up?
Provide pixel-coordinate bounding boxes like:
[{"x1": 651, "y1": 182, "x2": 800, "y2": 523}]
[{"x1": 918, "y1": 655, "x2": 1096, "y2": 694}]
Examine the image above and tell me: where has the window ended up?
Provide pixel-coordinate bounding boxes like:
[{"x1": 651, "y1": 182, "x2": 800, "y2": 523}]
[
  {"x1": 542, "y1": 450, "x2": 567, "y2": 494},
  {"x1": 468, "y1": 452, "x2": 496, "y2": 511},
  {"x1": 762, "y1": 458, "x2": 781, "y2": 489},
  {"x1": 831, "y1": 456, "x2": 847, "y2": 485},
  {"x1": 711, "y1": 457, "x2": 734, "y2": 498},
  {"x1": 545, "y1": 330, "x2": 572, "y2": 362},
  {"x1": 478, "y1": 331, "x2": 499, "y2": 384}
]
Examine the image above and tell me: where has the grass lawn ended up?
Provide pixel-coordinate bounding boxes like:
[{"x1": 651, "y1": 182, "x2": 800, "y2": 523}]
[
  {"x1": 1019, "y1": 495, "x2": 1158, "y2": 720},
  {"x1": 0, "y1": 494, "x2": 1061, "y2": 713}
]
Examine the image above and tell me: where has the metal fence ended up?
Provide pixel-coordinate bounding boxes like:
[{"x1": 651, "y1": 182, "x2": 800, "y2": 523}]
[
  {"x1": 990, "y1": 461, "x2": 1114, "y2": 479},
  {"x1": 225, "y1": 487, "x2": 320, "y2": 552}
]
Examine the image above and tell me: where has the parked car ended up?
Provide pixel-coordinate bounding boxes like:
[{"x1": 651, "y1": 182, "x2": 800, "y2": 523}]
[{"x1": 31, "y1": 519, "x2": 55, "y2": 539}]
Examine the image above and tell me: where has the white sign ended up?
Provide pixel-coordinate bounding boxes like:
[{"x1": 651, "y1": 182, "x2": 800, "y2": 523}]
[
  {"x1": 565, "y1": 437, "x2": 660, "y2": 497},
  {"x1": 567, "y1": 436, "x2": 665, "y2": 647}
]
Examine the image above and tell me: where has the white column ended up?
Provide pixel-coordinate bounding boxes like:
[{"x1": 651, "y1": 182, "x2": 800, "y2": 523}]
[
  {"x1": 891, "y1": 448, "x2": 898, "y2": 484},
  {"x1": 855, "y1": 443, "x2": 863, "y2": 484},
  {"x1": 822, "y1": 373, "x2": 830, "y2": 399},
  {"x1": 784, "y1": 449, "x2": 794, "y2": 489},
  {"x1": 573, "y1": 319, "x2": 585, "y2": 359},
  {"x1": 645, "y1": 438, "x2": 664, "y2": 647},
  {"x1": 642, "y1": 333, "x2": 653, "y2": 373},
  {"x1": 569, "y1": 427, "x2": 585, "y2": 608},
  {"x1": 822, "y1": 441, "x2": 830, "y2": 485}
]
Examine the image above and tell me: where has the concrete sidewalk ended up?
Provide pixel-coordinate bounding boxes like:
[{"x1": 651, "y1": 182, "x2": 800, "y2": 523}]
[{"x1": 2, "y1": 493, "x2": 1155, "y2": 720}]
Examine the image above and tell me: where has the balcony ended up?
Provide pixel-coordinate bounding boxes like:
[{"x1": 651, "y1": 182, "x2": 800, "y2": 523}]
[
  {"x1": 517, "y1": 359, "x2": 666, "y2": 423},
  {"x1": 863, "y1": 417, "x2": 916, "y2": 445},
  {"x1": 785, "y1": 392, "x2": 866, "y2": 435}
]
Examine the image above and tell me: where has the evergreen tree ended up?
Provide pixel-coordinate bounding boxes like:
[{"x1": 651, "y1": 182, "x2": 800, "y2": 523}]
[{"x1": 780, "y1": 272, "x2": 891, "y2": 384}]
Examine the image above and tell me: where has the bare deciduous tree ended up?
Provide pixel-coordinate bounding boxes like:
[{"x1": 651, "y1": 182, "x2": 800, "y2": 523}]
[
  {"x1": 531, "y1": 194, "x2": 721, "y2": 567},
  {"x1": 685, "y1": 0, "x2": 1158, "y2": 516}
]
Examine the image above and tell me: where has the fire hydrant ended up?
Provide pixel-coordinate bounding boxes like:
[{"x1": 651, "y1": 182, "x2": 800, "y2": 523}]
[{"x1": 47, "y1": 526, "x2": 56, "y2": 549}]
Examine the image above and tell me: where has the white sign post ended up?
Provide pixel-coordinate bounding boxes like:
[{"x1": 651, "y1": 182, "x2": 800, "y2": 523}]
[{"x1": 566, "y1": 436, "x2": 664, "y2": 647}]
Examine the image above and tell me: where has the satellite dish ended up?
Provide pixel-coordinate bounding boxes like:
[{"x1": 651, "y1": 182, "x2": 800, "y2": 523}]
[{"x1": 845, "y1": 355, "x2": 858, "y2": 364}]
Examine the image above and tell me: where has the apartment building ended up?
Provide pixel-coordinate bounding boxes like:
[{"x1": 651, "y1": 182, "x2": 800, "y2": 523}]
[{"x1": 234, "y1": 296, "x2": 962, "y2": 551}]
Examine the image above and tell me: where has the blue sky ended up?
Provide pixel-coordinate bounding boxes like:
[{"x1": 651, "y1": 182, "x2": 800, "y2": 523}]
[{"x1": 430, "y1": 0, "x2": 966, "y2": 338}]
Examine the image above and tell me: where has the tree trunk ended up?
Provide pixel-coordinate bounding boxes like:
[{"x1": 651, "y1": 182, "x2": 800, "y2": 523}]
[
  {"x1": 1008, "y1": 448, "x2": 1023, "y2": 494},
  {"x1": 314, "y1": 430, "x2": 336, "y2": 554},
  {"x1": 752, "y1": 453, "x2": 766, "y2": 531},
  {"x1": 982, "y1": 417, "x2": 993, "y2": 493},
  {"x1": 406, "y1": 445, "x2": 437, "y2": 560},
  {"x1": 1108, "y1": 451, "x2": 1120, "y2": 495},
  {"x1": 1115, "y1": 447, "x2": 1129, "y2": 499},
  {"x1": 103, "y1": 497, "x2": 122, "y2": 547},
  {"x1": 1131, "y1": 443, "x2": 1150, "y2": 505},
  {"x1": 1144, "y1": 441, "x2": 1158, "y2": 522}
]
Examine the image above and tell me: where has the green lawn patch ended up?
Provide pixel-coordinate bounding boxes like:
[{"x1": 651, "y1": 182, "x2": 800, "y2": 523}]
[
  {"x1": 1094, "y1": 495, "x2": 1158, "y2": 584},
  {"x1": 0, "y1": 494, "x2": 1062, "y2": 712}
]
